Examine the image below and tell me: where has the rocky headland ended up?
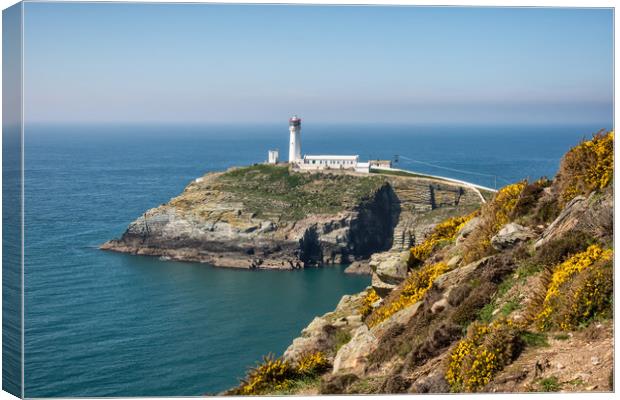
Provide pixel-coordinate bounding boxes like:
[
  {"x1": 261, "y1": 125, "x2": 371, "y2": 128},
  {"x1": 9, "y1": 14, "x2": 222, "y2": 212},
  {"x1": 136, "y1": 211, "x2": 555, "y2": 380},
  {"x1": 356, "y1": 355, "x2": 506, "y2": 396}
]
[
  {"x1": 101, "y1": 164, "x2": 484, "y2": 269},
  {"x1": 227, "y1": 131, "x2": 614, "y2": 395}
]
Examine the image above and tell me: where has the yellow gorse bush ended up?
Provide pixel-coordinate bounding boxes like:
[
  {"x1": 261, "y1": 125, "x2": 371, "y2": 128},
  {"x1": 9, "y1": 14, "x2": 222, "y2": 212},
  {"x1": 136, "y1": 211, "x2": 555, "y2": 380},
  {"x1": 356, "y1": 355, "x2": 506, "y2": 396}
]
[
  {"x1": 295, "y1": 351, "x2": 330, "y2": 376},
  {"x1": 536, "y1": 244, "x2": 613, "y2": 331},
  {"x1": 445, "y1": 318, "x2": 520, "y2": 393},
  {"x1": 238, "y1": 355, "x2": 296, "y2": 395},
  {"x1": 358, "y1": 288, "x2": 381, "y2": 317},
  {"x1": 570, "y1": 258, "x2": 613, "y2": 325},
  {"x1": 559, "y1": 130, "x2": 614, "y2": 203},
  {"x1": 367, "y1": 262, "x2": 449, "y2": 327},
  {"x1": 462, "y1": 181, "x2": 526, "y2": 263},
  {"x1": 236, "y1": 351, "x2": 331, "y2": 395},
  {"x1": 408, "y1": 213, "x2": 476, "y2": 268},
  {"x1": 490, "y1": 182, "x2": 526, "y2": 231}
]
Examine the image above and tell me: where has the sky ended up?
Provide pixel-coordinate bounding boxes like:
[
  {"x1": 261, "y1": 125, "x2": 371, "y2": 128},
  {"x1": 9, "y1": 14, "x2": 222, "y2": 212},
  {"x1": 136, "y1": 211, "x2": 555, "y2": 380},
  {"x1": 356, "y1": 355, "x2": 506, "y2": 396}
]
[{"x1": 20, "y1": 3, "x2": 614, "y2": 125}]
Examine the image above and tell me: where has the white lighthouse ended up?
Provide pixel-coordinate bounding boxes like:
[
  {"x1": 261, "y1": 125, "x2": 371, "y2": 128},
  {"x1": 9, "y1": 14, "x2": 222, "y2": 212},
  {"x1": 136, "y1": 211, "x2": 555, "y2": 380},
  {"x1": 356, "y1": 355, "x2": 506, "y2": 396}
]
[{"x1": 288, "y1": 115, "x2": 302, "y2": 163}]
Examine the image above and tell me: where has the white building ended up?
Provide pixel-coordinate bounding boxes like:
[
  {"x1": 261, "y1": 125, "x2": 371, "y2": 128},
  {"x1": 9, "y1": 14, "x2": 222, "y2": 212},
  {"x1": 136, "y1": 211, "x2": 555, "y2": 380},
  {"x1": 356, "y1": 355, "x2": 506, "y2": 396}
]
[
  {"x1": 299, "y1": 155, "x2": 359, "y2": 170},
  {"x1": 355, "y1": 162, "x2": 370, "y2": 173},
  {"x1": 268, "y1": 149, "x2": 279, "y2": 164},
  {"x1": 270, "y1": 115, "x2": 371, "y2": 173},
  {"x1": 369, "y1": 159, "x2": 392, "y2": 169}
]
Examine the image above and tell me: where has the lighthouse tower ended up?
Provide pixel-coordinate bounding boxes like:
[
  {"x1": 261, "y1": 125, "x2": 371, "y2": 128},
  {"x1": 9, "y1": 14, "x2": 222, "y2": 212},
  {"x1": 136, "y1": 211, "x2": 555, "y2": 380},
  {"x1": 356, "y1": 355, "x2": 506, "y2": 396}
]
[{"x1": 288, "y1": 115, "x2": 302, "y2": 163}]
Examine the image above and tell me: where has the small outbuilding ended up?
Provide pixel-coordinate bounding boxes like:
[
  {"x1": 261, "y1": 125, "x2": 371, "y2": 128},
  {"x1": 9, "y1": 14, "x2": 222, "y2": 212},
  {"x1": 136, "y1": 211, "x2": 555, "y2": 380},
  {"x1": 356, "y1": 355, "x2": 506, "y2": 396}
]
[{"x1": 268, "y1": 149, "x2": 279, "y2": 164}]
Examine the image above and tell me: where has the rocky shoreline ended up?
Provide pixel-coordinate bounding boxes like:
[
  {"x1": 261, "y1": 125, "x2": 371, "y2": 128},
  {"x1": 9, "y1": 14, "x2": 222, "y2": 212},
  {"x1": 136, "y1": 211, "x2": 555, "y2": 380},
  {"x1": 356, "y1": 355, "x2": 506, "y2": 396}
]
[{"x1": 101, "y1": 165, "x2": 484, "y2": 269}]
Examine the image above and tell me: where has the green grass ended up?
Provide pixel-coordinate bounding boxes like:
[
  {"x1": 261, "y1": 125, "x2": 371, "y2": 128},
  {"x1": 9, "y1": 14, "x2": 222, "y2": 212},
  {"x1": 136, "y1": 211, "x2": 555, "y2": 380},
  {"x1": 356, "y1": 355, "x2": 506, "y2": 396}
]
[
  {"x1": 497, "y1": 276, "x2": 516, "y2": 298},
  {"x1": 539, "y1": 376, "x2": 561, "y2": 392},
  {"x1": 268, "y1": 376, "x2": 321, "y2": 395},
  {"x1": 500, "y1": 298, "x2": 521, "y2": 316},
  {"x1": 554, "y1": 333, "x2": 570, "y2": 341},
  {"x1": 514, "y1": 261, "x2": 543, "y2": 281},
  {"x1": 215, "y1": 165, "x2": 387, "y2": 221},
  {"x1": 478, "y1": 302, "x2": 496, "y2": 323},
  {"x1": 333, "y1": 330, "x2": 352, "y2": 353},
  {"x1": 520, "y1": 331, "x2": 549, "y2": 348}
]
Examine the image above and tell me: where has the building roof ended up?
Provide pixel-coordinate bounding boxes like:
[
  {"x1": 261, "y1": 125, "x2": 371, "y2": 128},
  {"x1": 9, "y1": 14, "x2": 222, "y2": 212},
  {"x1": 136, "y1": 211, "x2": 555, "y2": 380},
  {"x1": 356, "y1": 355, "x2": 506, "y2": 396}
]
[{"x1": 303, "y1": 155, "x2": 359, "y2": 160}]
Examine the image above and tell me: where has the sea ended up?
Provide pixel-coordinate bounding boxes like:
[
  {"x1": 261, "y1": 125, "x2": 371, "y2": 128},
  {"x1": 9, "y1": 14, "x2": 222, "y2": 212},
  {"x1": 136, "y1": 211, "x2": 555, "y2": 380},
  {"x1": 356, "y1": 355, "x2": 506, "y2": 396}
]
[{"x1": 18, "y1": 122, "x2": 611, "y2": 397}]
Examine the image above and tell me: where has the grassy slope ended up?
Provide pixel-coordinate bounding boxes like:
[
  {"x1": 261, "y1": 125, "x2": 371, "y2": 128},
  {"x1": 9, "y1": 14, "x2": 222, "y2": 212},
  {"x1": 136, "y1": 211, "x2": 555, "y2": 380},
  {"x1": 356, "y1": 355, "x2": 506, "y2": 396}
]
[{"x1": 215, "y1": 165, "x2": 387, "y2": 221}]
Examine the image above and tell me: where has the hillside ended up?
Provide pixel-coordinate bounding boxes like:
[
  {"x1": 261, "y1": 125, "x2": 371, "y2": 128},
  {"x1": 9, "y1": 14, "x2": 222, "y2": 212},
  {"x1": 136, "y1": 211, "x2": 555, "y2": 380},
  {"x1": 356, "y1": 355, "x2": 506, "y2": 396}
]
[
  {"x1": 101, "y1": 164, "x2": 483, "y2": 269},
  {"x1": 227, "y1": 130, "x2": 614, "y2": 395}
]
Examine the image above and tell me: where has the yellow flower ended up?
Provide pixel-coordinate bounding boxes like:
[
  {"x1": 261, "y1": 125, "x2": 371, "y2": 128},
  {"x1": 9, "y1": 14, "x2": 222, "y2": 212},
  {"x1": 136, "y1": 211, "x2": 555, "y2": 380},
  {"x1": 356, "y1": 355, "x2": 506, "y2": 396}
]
[
  {"x1": 408, "y1": 212, "x2": 476, "y2": 268},
  {"x1": 358, "y1": 288, "x2": 381, "y2": 317},
  {"x1": 367, "y1": 262, "x2": 449, "y2": 327},
  {"x1": 536, "y1": 244, "x2": 613, "y2": 330}
]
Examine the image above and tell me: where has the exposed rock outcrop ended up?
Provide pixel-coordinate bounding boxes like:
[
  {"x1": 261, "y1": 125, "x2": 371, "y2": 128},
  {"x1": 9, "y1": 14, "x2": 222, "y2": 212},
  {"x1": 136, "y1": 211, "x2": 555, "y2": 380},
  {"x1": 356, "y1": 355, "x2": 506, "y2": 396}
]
[
  {"x1": 535, "y1": 186, "x2": 613, "y2": 249},
  {"x1": 344, "y1": 261, "x2": 372, "y2": 275},
  {"x1": 102, "y1": 165, "x2": 483, "y2": 269},
  {"x1": 491, "y1": 223, "x2": 536, "y2": 250},
  {"x1": 369, "y1": 251, "x2": 409, "y2": 296}
]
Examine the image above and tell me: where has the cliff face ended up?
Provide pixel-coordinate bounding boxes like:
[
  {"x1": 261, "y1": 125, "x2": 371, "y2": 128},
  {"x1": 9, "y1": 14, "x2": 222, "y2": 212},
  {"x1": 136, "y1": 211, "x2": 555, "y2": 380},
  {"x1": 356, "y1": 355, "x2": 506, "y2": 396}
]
[
  {"x1": 228, "y1": 131, "x2": 614, "y2": 395},
  {"x1": 101, "y1": 165, "x2": 483, "y2": 269}
]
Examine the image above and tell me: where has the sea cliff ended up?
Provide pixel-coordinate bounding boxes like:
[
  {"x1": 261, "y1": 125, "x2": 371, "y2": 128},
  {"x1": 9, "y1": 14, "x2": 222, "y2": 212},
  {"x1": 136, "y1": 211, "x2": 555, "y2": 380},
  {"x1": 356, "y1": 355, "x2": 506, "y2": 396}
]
[
  {"x1": 101, "y1": 164, "x2": 484, "y2": 269},
  {"x1": 227, "y1": 131, "x2": 614, "y2": 395}
]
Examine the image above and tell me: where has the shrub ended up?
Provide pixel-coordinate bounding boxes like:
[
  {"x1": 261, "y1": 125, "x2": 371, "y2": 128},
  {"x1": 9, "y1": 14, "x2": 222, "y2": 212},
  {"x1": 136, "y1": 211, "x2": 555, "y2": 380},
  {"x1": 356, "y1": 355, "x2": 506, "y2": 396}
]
[
  {"x1": 511, "y1": 178, "x2": 551, "y2": 220},
  {"x1": 477, "y1": 302, "x2": 495, "y2": 324},
  {"x1": 359, "y1": 288, "x2": 381, "y2": 318},
  {"x1": 533, "y1": 196, "x2": 561, "y2": 224},
  {"x1": 536, "y1": 244, "x2": 613, "y2": 331},
  {"x1": 567, "y1": 258, "x2": 613, "y2": 326},
  {"x1": 445, "y1": 318, "x2": 523, "y2": 392},
  {"x1": 236, "y1": 354, "x2": 297, "y2": 395},
  {"x1": 462, "y1": 182, "x2": 526, "y2": 263},
  {"x1": 367, "y1": 262, "x2": 449, "y2": 327},
  {"x1": 555, "y1": 130, "x2": 614, "y2": 205},
  {"x1": 295, "y1": 351, "x2": 330, "y2": 377},
  {"x1": 408, "y1": 213, "x2": 476, "y2": 268},
  {"x1": 451, "y1": 281, "x2": 496, "y2": 327},
  {"x1": 533, "y1": 230, "x2": 596, "y2": 267},
  {"x1": 234, "y1": 351, "x2": 331, "y2": 395}
]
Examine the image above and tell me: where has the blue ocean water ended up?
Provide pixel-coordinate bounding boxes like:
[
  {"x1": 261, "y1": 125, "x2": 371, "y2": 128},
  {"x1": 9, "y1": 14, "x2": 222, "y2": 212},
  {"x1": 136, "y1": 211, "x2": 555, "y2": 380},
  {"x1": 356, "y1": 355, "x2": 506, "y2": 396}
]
[{"x1": 22, "y1": 122, "x2": 610, "y2": 397}]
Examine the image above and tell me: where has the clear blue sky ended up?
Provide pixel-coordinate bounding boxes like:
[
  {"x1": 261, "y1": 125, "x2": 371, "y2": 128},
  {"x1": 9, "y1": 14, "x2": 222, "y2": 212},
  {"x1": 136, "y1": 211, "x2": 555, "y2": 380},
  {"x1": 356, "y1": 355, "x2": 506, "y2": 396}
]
[{"x1": 22, "y1": 3, "x2": 613, "y2": 125}]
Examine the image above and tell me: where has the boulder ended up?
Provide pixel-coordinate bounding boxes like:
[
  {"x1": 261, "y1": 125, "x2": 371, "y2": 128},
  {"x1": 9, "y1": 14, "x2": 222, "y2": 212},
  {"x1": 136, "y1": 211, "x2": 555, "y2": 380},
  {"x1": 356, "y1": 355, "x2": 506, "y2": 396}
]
[
  {"x1": 344, "y1": 261, "x2": 372, "y2": 275},
  {"x1": 368, "y1": 250, "x2": 410, "y2": 297},
  {"x1": 435, "y1": 256, "x2": 493, "y2": 291},
  {"x1": 371, "y1": 273, "x2": 398, "y2": 297},
  {"x1": 375, "y1": 255, "x2": 408, "y2": 284},
  {"x1": 456, "y1": 216, "x2": 480, "y2": 244},
  {"x1": 333, "y1": 300, "x2": 422, "y2": 375},
  {"x1": 283, "y1": 316, "x2": 334, "y2": 362},
  {"x1": 332, "y1": 325, "x2": 375, "y2": 375},
  {"x1": 491, "y1": 223, "x2": 536, "y2": 250}
]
